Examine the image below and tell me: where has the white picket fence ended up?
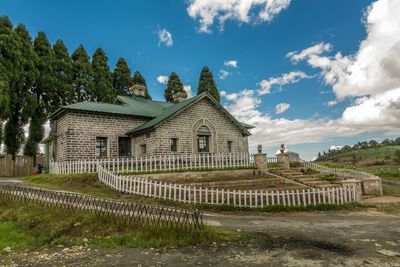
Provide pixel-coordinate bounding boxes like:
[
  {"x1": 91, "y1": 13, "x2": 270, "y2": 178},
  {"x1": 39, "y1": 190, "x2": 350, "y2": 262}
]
[
  {"x1": 97, "y1": 165, "x2": 358, "y2": 208},
  {"x1": 49, "y1": 153, "x2": 256, "y2": 174}
]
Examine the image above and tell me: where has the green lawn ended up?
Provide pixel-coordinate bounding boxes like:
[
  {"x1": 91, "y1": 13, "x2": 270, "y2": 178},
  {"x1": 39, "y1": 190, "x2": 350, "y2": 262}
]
[{"x1": 0, "y1": 199, "x2": 239, "y2": 252}]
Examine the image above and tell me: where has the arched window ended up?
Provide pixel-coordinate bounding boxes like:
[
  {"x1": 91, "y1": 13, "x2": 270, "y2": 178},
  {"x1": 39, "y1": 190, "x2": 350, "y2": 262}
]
[{"x1": 197, "y1": 125, "x2": 211, "y2": 153}]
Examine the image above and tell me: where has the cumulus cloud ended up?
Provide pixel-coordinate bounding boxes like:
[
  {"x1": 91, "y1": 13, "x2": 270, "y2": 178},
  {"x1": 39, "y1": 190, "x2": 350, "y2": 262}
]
[
  {"x1": 258, "y1": 71, "x2": 311, "y2": 95},
  {"x1": 187, "y1": 0, "x2": 291, "y2": 33},
  {"x1": 286, "y1": 43, "x2": 332, "y2": 63},
  {"x1": 275, "y1": 103, "x2": 290, "y2": 114},
  {"x1": 156, "y1": 75, "x2": 169, "y2": 84},
  {"x1": 222, "y1": 87, "x2": 400, "y2": 150},
  {"x1": 219, "y1": 69, "x2": 230, "y2": 79},
  {"x1": 158, "y1": 29, "x2": 173, "y2": 47},
  {"x1": 224, "y1": 60, "x2": 238, "y2": 68},
  {"x1": 288, "y1": 0, "x2": 400, "y2": 99}
]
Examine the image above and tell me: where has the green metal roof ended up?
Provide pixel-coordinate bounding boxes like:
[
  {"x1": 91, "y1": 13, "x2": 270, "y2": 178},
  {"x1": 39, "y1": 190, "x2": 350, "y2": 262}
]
[
  {"x1": 50, "y1": 93, "x2": 252, "y2": 136},
  {"x1": 50, "y1": 95, "x2": 174, "y2": 119},
  {"x1": 127, "y1": 92, "x2": 251, "y2": 136}
]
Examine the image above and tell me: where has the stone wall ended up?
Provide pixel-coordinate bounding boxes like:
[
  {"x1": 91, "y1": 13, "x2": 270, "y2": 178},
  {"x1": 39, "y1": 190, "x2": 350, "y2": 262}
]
[
  {"x1": 52, "y1": 97, "x2": 250, "y2": 161},
  {"x1": 133, "y1": 97, "x2": 249, "y2": 155},
  {"x1": 53, "y1": 112, "x2": 147, "y2": 161}
]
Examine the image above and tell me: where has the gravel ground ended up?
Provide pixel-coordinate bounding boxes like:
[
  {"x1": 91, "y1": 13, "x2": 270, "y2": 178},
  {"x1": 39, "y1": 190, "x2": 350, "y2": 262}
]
[{"x1": 1, "y1": 210, "x2": 400, "y2": 266}]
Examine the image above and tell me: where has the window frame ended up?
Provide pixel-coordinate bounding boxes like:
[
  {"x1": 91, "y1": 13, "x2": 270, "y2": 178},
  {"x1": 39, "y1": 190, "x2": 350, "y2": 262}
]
[
  {"x1": 170, "y1": 138, "x2": 178, "y2": 152},
  {"x1": 96, "y1": 137, "x2": 108, "y2": 158},
  {"x1": 227, "y1": 141, "x2": 233, "y2": 153},
  {"x1": 118, "y1": 137, "x2": 132, "y2": 157},
  {"x1": 197, "y1": 135, "x2": 210, "y2": 153},
  {"x1": 140, "y1": 144, "x2": 147, "y2": 155}
]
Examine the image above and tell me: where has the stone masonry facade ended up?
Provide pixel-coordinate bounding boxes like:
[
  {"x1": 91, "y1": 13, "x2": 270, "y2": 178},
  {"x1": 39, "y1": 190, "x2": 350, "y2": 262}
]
[
  {"x1": 51, "y1": 97, "x2": 249, "y2": 161},
  {"x1": 133, "y1": 98, "x2": 248, "y2": 155},
  {"x1": 53, "y1": 112, "x2": 147, "y2": 161}
]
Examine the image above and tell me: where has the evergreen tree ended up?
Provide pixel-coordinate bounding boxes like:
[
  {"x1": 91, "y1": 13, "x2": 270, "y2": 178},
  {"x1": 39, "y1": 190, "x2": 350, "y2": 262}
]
[
  {"x1": 4, "y1": 23, "x2": 37, "y2": 158},
  {"x1": 53, "y1": 40, "x2": 74, "y2": 106},
  {"x1": 131, "y1": 71, "x2": 151, "y2": 99},
  {"x1": 197, "y1": 66, "x2": 220, "y2": 102},
  {"x1": 164, "y1": 72, "x2": 186, "y2": 102},
  {"x1": 113, "y1": 57, "x2": 132, "y2": 96},
  {"x1": 91, "y1": 48, "x2": 114, "y2": 102},
  {"x1": 25, "y1": 31, "x2": 55, "y2": 157},
  {"x1": 71, "y1": 45, "x2": 93, "y2": 102},
  {"x1": 0, "y1": 16, "x2": 14, "y2": 145}
]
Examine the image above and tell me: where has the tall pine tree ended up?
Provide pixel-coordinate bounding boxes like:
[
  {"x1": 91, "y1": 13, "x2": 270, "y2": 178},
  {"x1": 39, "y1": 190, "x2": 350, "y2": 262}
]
[
  {"x1": 4, "y1": 23, "x2": 37, "y2": 158},
  {"x1": 131, "y1": 71, "x2": 151, "y2": 99},
  {"x1": 0, "y1": 16, "x2": 14, "y2": 146},
  {"x1": 164, "y1": 72, "x2": 186, "y2": 102},
  {"x1": 53, "y1": 40, "x2": 74, "y2": 106},
  {"x1": 25, "y1": 31, "x2": 55, "y2": 157},
  {"x1": 197, "y1": 66, "x2": 220, "y2": 102},
  {"x1": 91, "y1": 48, "x2": 114, "y2": 102},
  {"x1": 113, "y1": 57, "x2": 132, "y2": 96},
  {"x1": 71, "y1": 45, "x2": 93, "y2": 102}
]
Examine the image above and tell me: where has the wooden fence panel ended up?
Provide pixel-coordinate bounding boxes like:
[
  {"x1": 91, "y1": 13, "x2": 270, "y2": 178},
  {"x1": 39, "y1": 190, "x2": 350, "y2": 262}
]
[{"x1": 0, "y1": 155, "x2": 37, "y2": 177}]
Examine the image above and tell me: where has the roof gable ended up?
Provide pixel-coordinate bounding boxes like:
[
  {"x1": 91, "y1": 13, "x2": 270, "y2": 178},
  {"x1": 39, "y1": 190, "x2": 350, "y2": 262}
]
[{"x1": 127, "y1": 93, "x2": 251, "y2": 136}]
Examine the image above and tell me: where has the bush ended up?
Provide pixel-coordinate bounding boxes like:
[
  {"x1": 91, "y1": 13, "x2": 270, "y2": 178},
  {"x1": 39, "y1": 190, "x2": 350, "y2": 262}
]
[
  {"x1": 300, "y1": 168, "x2": 319, "y2": 175},
  {"x1": 321, "y1": 174, "x2": 337, "y2": 181}
]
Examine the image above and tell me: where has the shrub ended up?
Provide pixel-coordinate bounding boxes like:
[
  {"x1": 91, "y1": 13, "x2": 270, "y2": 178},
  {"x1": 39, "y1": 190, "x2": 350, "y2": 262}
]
[
  {"x1": 394, "y1": 149, "x2": 400, "y2": 165},
  {"x1": 321, "y1": 173, "x2": 337, "y2": 181}
]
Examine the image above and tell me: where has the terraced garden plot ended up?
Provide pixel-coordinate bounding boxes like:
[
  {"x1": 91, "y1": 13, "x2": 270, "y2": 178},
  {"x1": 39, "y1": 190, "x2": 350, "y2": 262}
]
[
  {"x1": 147, "y1": 174, "x2": 306, "y2": 191},
  {"x1": 270, "y1": 168, "x2": 342, "y2": 189}
]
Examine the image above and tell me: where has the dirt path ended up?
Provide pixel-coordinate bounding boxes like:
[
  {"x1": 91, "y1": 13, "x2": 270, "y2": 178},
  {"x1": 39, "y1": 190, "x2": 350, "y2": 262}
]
[{"x1": 2, "y1": 210, "x2": 400, "y2": 266}]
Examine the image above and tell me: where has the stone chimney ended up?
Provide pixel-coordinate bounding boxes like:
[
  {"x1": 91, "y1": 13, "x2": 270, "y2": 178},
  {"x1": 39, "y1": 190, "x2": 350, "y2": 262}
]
[
  {"x1": 129, "y1": 84, "x2": 146, "y2": 97},
  {"x1": 172, "y1": 91, "x2": 188, "y2": 103}
]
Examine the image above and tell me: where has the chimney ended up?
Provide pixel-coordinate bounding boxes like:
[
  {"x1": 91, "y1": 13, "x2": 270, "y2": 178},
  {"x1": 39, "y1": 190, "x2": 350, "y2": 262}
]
[
  {"x1": 129, "y1": 84, "x2": 146, "y2": 97},
  {"x1": 172, "y1": 91, "x2": 188, "y2": 103}
]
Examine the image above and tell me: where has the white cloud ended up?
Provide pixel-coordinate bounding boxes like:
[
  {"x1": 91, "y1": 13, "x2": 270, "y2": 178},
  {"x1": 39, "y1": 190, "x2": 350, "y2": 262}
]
[
  {"x1": 222, "y1": 87, "x2": 400, "y2": 150},
  {"x1": 224, "y1": 60, "x2": 238, "y2": 68},
  {"x1": 219, "y1": 69, "x2": 230, "y2": 79},
  {"x1": 275, "y1": 103, "x2": 290, "y2": 114},
  {"x1": 258, "y1": 71, "x2": 311, "y2": 95},
  {"x1": 158, "y1": 29, "x2": 173, "y2": 47},
  {"x1": 184, "y1": 84, "x2": 193, "y2": 98},
  {"x1": 327, "y1": 99, "x2": 338, "y2": 106},
  {"x1": 156, "y1": 75, "x2": 169, "y2": 84},
  {"x1": 286, "y1": 43, "x2": 332, "y2": 63},
  {"x1": 289, "y1": 0, "x2": 400, "y2": 99},
  {"x1": 187, "y1": 0, "x2": 291, "y2": 33}
]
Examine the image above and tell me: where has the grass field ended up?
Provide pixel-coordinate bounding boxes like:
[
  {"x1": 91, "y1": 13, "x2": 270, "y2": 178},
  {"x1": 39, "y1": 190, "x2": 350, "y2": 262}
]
[
  {"x1": 0, "y1": 199, "x2": 240, "y2": 252},
  {"x1": 320, "y1": 145, "x2": 400, "y2": 163}
]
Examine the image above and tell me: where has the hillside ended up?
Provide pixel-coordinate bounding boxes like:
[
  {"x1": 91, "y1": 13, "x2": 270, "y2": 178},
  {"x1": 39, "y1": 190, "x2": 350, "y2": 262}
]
[{"x1": 318, "y1": 145, "x2": 400, "y2": 163}]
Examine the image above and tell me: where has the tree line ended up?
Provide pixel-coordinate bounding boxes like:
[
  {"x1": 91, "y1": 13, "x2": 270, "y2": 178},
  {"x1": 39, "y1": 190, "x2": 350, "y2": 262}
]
[
  {"x1": 316, "y1": 137, "x2": 400, "y2": 161},
  {"x1": 0, "y1": 16, "x2": 221, "y2": 159}
]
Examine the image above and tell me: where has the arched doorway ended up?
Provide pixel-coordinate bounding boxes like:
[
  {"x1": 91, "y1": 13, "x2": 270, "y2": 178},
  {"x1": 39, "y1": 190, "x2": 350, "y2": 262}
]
[{"x1": 192, "y1": 119, "x2": 217, "y2": 153}]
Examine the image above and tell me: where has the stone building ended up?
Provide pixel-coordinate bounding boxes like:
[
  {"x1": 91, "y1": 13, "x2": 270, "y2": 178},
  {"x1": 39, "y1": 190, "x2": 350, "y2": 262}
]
[{"x1": 45, "y1": 86, "x2": 253, "y2": 162}]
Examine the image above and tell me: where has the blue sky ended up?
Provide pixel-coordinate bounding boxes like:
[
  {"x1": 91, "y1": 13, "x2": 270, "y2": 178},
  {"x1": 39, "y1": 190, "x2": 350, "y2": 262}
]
[{"x1": 2, "y1": 0, "x2": 400, "y2": 159}]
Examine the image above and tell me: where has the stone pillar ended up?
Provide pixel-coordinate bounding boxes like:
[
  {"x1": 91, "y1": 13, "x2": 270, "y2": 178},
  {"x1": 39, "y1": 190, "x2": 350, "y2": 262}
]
[
  {"x1": 255, "y1": 153, "x2": 268, "y2": 174},
  {"x1": 277, "y1": 153, "x2": 290, "y2": 169},
  {"x1": 362, "y1": 177, "x2": 383, "y2": 197},
  {"x1": 340, "y1": 179, "x2": 362, "y2": 201}
]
